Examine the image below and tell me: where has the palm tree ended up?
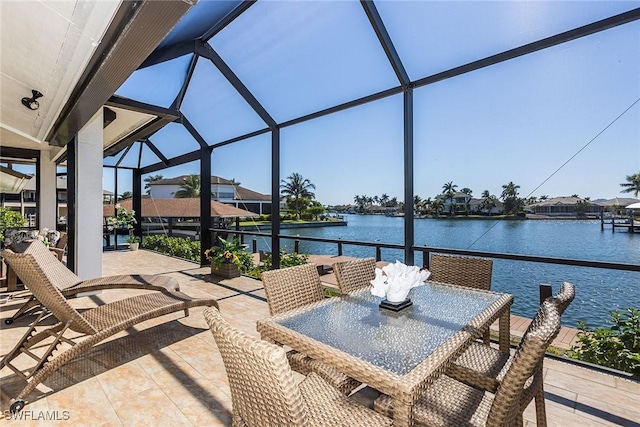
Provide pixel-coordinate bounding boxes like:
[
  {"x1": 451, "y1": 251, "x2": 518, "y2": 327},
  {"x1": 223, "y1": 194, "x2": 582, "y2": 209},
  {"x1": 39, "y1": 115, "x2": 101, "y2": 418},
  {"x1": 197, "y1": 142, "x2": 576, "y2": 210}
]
[
  {"x1": 480, "y1": 191, "x2": 498, "y2": 216},
  {"x1": 118, "y1": 191, "x2": 132, "y2": 201},
  {"x1": 501, "y1": 181, "x2": 521, "y2": 215},
  {"x1": 620, "y1": 173, "x2": 640, "y2": 197},
  {"x1": 143, "y1": 174, "x2": 164, "y2": 195},
  {"x1": 460, "y1": 188, "x2": 472, "y2": 195},
  {"x1": 173, "y1": 174, "x2": 201, "y2": 198},
  {"x1": 432, "y1": 199, "x2": 445, "y2": 216},
  {"x1": 280, "y1": 172, "x2": 316, "y2": 219},
  {"x1": 442, "y1": 181, "x2": 457, "y2": 214},
  {"x1": 413, "y1": 195, "x2": 422, "y2": 213},
  {"x1": 379, "y1": 193, "x2": 390, "y2": 206}
]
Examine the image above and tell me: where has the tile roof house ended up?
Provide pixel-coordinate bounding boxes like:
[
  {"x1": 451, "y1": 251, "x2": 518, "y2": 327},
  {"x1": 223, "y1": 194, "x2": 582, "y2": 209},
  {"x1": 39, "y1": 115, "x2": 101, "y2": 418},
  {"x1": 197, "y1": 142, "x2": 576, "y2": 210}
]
[
  {"x1": 148, "y1": 175, "x2": 271, "y2": 215},
  {"x1": 528, "y1": 196, "x2": 602, "y2": 216}
]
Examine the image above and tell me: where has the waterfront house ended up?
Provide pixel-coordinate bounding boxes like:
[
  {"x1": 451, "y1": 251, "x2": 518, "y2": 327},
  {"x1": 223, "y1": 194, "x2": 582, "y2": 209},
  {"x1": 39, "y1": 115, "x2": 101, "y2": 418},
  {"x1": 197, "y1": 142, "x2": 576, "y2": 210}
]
[
  {"x1": 528, "y1": 196, "x2": 602, "y2": 217},
  {"x1": 593, "y1": 197, "x2": 640, "y2": 215},
  {"x1": 434, "y1": 192, "x2": 504, "y2": 215},
  {"x1": 148, "y1": 175, "x2": 272, "y2": 215}
]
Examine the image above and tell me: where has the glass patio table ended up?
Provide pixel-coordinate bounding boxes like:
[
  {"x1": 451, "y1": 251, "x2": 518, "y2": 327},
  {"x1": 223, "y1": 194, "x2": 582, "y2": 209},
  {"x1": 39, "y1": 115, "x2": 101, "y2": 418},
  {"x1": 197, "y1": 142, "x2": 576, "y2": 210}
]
[{"x1": 257, "y1": 281, "x2": 513, "y2": 427}]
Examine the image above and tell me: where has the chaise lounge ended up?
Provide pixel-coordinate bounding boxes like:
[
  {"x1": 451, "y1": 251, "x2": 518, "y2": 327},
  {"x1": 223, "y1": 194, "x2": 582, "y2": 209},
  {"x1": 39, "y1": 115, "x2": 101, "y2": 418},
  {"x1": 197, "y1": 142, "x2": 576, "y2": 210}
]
[
  {"x1": 3, "y1": 240, "x2": 180, "y2": 324},
  {"x1": 1, "y1": 242, "x2": 218, "y2": 413}
]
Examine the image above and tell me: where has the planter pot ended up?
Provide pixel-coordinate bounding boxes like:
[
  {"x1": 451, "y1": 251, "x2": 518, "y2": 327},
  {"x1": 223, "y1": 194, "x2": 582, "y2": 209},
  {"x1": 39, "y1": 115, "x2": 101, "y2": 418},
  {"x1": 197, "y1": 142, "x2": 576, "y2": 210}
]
[
  {"x1": 129, "y1": 243, "x2": 139, "y2": 251},
  {"x1": 211, "y1": 263, "x2": 241, "y2": 279}
]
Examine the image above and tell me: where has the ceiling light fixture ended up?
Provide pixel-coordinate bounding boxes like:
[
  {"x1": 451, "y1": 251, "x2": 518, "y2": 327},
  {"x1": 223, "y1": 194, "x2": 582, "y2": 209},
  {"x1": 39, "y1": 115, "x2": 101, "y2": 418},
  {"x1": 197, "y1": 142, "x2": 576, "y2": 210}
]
[{"x1": 21, "y1": 90, "x2": 43, "y2": 111}]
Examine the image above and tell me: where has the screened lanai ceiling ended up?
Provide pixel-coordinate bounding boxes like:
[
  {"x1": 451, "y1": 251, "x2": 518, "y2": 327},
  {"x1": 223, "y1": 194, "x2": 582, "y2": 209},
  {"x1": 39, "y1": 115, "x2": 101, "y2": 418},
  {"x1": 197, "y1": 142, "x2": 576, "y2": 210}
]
[{"x1": 107, "y1": 1, "x2": 640, "y2": 174}]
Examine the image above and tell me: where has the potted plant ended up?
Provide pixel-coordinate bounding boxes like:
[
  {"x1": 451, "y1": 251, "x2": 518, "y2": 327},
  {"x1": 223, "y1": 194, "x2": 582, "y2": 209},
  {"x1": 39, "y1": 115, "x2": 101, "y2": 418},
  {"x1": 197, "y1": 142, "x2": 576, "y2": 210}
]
[
  {"x1": 205, "y1": 237, "x2": 251, "y2": 279},
  {"x1": 106, "y1": 204, "x2": 137, "y2": 250},
  {"x1": 125, "y1": 235, "x2": 140, "y2": 251},
  {"x1": 0, "y1": 208, "x2": 26, "y2": 248}
]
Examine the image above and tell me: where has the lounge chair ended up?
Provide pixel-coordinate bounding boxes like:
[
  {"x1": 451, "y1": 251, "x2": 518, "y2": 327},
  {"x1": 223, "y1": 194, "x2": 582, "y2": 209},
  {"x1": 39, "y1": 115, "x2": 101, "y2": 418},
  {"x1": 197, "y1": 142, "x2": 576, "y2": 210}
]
[
  {"x1": 204, "y1": 307, "x2": 392, "y2": 426},
  {"x1": 332, "y1": 257, "x2": 376, "y2": 295},
  {"x1": 1, "y1": 243, "x2": 218, "y2": 413},
  {"x1": 3, "y1": 240, "x2": 180, "y2": 324},
  {"x1": 373, "y1": 299, "x2": 562, "y2": 426}
]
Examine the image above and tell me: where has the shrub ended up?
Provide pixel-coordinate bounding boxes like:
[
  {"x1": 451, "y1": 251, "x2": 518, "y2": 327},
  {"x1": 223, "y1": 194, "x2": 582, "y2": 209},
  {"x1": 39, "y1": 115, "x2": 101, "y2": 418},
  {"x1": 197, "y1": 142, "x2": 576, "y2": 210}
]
[
  {"x1": 261, "y1": 249, "x2": 309, "y2": 271},
  {"x1": 0, "y1": 208, "x2": 26, "y2": 241},
  {"x1": 566, "y1": 308, "x2": 640, "y2": 376},
  {"x1": 142, "y1": 235, "x2": 200, "y2": 262}
]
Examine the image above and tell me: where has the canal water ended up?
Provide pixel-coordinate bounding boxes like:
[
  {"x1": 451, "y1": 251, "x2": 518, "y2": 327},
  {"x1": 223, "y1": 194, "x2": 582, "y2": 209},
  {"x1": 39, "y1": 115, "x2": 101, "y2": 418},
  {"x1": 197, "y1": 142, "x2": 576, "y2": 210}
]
[{"x1": 246, "y1": 214, "x2": 640, "y2": 329}]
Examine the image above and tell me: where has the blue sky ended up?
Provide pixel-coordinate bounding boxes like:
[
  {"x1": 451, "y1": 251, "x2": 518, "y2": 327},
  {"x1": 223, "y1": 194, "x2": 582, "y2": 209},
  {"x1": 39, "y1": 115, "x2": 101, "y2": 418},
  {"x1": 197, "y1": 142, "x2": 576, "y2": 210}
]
[{"x1": 109, "y1": 1, "x2": 640, "y2": 205}]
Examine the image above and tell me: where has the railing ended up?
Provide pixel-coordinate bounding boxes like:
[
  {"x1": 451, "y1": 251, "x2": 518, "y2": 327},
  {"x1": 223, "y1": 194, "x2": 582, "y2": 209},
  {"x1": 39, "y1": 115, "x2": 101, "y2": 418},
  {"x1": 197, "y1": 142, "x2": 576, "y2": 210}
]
[{"x1": 213, "y1": 228, "x2": 640, "y2": 273}]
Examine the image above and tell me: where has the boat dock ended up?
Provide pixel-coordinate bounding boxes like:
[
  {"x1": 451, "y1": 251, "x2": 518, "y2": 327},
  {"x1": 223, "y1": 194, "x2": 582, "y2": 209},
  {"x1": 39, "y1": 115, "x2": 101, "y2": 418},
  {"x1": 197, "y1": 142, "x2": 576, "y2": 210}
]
[{"x1": 600, "y1": 214, "x2": 639, "y2": 233}]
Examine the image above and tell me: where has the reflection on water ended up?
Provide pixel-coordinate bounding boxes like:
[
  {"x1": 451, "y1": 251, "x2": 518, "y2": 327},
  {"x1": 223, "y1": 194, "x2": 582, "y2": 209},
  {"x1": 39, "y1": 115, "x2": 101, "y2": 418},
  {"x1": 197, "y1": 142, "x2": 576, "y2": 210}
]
[{"x1": 246, "y1": 215, "x2": 640, "y2": 329}]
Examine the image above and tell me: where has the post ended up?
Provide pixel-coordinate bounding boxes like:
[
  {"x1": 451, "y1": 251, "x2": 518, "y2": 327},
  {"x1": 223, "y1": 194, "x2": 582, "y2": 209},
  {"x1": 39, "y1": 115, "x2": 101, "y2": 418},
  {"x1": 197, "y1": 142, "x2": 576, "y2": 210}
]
[
  {"x1": 252, "y1": 239, "x2": 257, "y2": 253},
  {"x1": 539, "y1": 283, "x2": 553, "y2": 304},
  {"x1": 294, "y1": 240, "x2": 300, "y2": 254},
  {"x1": 337, "y1": 240, "x2": 343, "y2": 256},
  {"x1": 422, "y1": 249, "x2": 430, "y2": 269},
  {"x1": 270, "y1": 128, "x2": 281, "y2": 269},
  {"x1": 376, "y1": 246, "x2": 382, "y2": 261},
  {"x1": 600, "y1": 210, "x2": 604, "y2": 231}
]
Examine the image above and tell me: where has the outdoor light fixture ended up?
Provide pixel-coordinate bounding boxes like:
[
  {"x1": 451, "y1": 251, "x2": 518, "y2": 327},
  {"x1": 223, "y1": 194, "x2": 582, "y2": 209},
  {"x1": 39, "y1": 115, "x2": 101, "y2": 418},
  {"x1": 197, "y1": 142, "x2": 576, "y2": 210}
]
[{"x1": 21, "y1": 90, "x2": 43, "y2": 111}]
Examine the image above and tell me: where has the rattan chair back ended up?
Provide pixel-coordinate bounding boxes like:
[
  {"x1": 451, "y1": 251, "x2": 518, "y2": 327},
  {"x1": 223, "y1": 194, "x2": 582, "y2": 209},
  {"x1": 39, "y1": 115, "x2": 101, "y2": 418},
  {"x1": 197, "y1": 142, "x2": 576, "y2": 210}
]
[
  {"x1": 487, "y1": 300, "x2": 561, "y2": 426},
  {"x1": 3, "y1": 242, "x2": 97, "y2": 334},
  {"x1": 429, "y1": 254, "x2": 493, "y2": 290},
  {"x1": 204, "y1": 307, "x2": 307, "y2": 427},
  {"x1": 8, "y1": 240, "x2": 81, "y2": 287},
  {"x1": 55, "y1": 232, "x2": 68, "y2": 250},
  {"x1": 261, "y1": 263, "x2": 324, "y2": 316},
  {"x1": 554, "y1": 282, "x2": 575, "y2": 315},
  {"x1": 333, "y1": 257, "x2": 376, "y2": 295}
]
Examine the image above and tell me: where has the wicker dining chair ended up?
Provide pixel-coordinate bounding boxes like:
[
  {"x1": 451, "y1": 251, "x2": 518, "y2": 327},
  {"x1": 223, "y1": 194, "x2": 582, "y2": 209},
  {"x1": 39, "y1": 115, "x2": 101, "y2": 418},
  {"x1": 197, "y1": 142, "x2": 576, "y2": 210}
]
[
  {"x1": 332, "y1": 257, "x2": 376, "y2": 295},
  {"x1": 373, "y1": 299, "x2": 562, "y2": 427},
  {"x1": 429, "y1": 253, "x2": 493, "y2": 291},
  {"x1": 49, "y1": 231, "x2": 68, "y2": 261},
  {"x1": 446, "y1": 282, "x2": 575, "y2": 427},
  {"x1": 261, "y1": 263, "x2": 361, "y2": 395},
  {"x1": 430, "y1": 253, "x2": 493, "y2": 343},
  {"x1": 204, "y1": 307, "x2": 392, "y2": 427},
  {"x1": 1, "y1": 244, "x2": 218, "y2": 414},
  {"x1": 3, "y1": 240, "x2": 180, "y2": 324}
]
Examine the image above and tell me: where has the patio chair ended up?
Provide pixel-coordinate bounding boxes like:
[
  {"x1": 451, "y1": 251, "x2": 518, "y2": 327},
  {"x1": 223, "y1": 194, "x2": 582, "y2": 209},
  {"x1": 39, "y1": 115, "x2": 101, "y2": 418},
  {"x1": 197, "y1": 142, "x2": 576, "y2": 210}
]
[
  {"x1": 429, "y1": 253, "x2": 493, "y2": 343},
  {"x1": 204, "y1": 307, "x2": 392, "y2": 427},
  {"x1": 3, "y1": 240, "x2": 180, "y2": 324},
  {"x1": 373, "y1": 299, "x2": 562, "y2": 427},
  {"x1": 1, "y1": 244, "x2": 218, "y2": 414},
  {"x1": 261, "y1": 263, "x2": 361, "y2": 395},
  {"x1": 446, "y1": 282, "x2": 575, "y2": 427},
  {"x1": 49, "y1": 231, "x2": 67, "y2": 261},
  {"x1": 332, "y1": 257, "x2": 376, "y2": 295}
]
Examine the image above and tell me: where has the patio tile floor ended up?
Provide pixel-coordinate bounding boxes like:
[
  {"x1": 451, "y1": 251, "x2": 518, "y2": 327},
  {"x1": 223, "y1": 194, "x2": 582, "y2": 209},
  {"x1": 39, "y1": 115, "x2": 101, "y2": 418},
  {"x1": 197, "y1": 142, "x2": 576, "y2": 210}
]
[{"x1": 1, "y1": 249, "x2": 638, "y2": 426}]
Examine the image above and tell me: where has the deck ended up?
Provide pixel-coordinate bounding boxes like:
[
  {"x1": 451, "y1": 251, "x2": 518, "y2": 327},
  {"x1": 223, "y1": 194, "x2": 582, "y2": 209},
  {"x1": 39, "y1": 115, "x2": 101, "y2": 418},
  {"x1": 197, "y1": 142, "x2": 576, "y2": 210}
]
[{"x1": 1, "y1": 249, "x2": 638, "y2": 426}]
